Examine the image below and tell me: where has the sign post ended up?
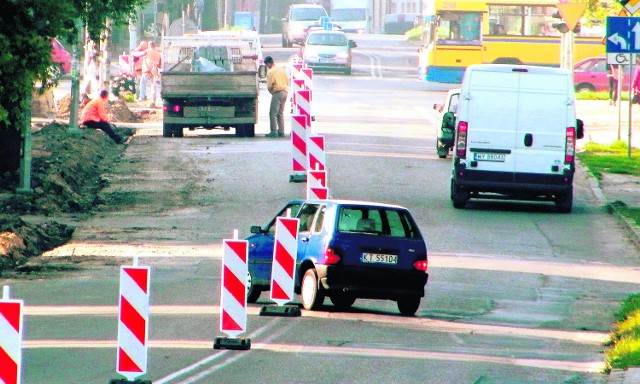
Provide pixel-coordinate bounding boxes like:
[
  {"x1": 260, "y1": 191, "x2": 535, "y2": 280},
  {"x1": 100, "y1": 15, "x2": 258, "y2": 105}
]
[{"x1": 606, "y1": 16, "x2": 639, "y2": 156}]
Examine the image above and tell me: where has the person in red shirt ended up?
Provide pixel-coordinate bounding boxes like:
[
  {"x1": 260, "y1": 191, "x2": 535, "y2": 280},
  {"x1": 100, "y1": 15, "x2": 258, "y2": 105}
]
[{"x1": 81, "y1": 90, "x2": 124, "y2": 144}]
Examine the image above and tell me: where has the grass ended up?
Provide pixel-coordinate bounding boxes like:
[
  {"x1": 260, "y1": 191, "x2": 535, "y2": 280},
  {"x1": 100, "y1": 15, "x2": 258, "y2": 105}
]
[
  {"x1": 577, "y1": 141, "x2": 640, "y2": 180},
  {"x1": 605, "y1": 294, "x2": 640, "y2": 372},
  {"x1": 575, "y1": 90, "x2": 631, "y2": 101}
]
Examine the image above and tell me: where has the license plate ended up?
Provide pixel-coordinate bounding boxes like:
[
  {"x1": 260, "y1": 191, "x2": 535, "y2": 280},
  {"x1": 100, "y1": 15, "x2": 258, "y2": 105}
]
[
  {"x1": 362, "y1": 253, "x2": 398, "y2": 265},
  {"x1": 319, "y1": 58, "x2": 334, "y2": 63},
  {"x1": 473, "y1": 153, "x2": 506, "y2": 162}
]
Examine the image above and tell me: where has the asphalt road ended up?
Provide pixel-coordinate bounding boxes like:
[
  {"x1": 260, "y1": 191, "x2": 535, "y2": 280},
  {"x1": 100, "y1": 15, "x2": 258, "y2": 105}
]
[{"x1": 8, "y1": 34, "x2": 640, "y2": 384}]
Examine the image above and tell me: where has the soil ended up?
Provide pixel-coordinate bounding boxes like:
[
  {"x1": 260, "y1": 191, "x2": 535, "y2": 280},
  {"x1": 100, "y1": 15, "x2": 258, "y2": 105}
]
[{"x1": 0, "y1": 99, "x2": 157, "y2": 276}]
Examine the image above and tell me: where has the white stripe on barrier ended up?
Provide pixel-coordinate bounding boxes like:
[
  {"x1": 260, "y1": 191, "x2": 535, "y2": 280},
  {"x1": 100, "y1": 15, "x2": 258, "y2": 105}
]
[
  {"x1": 270, "y1": 217, "x2": 299, "y2": 306},
  {"x1": 308, "y1": 135, "x2": 326, "y2": 172},
  {"x1": 220, "y1": 239, "x2": 248, "y2": 338},
  {"x1": 0, "y1": 298, "x2": 23, "y2": 384}
]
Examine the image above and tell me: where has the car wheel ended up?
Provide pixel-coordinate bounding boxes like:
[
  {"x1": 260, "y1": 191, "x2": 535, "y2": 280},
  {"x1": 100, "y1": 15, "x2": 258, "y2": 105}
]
[
  {"x1": 451, "y1": 180, "x2": 469, "y2": 209},
  {"x1": 300, "y1": 268, "x2": 324, "y2": 310},
  {"x1": 163, "y1": 123, "x2": 174, "y2": 138},
  {"x1": 330, "y1": 293, "x2": 356, "y2": 310},
  {"x1": 575, "y1": 83, "x2": 595, "y2": 93},
  {"x1": 246, "y1": 272, "x2": 262, "y2": 303},
  {"x1": 397, "y1": 296, "x2": 421, "y2": 316},
  {"x1": 555, "y1": 188, "x2": 573, "y2": 214}
]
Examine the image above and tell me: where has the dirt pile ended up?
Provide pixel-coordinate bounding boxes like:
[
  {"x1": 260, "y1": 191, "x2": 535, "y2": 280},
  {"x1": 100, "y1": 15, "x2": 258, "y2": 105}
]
[
  {"x1": 0, "y1": 122, "x2": 133, "y2": 272},
  {"x1": 56, "y1": 94, "x2": 143, "y2": 123}
]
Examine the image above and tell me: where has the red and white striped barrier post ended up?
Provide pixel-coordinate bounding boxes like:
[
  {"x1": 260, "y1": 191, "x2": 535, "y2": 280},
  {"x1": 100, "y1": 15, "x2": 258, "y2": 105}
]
[
  {"x1": 307, "y1": 167, "x2": 329, "y2": 200},
  {"x1": 214, "y1": 229, "x2": 251, "y2": 350},
  {"x1": 260, "y1": 216, "x2": 301, "y2": 317},
  {"x1": 291, "y1": 79, "x2": 305, "y2": 110},
  {"x1": 290, "y1": 114, "x2": 308, "y2": 183},
  {"x1": 114, "y1": 257, "x2": 151, "y2": 383},
  {"x1": 0, "y1": 286, "x2": 23, "y2": 384},
  {"x1": 308, "y1": 135, "x2": 326, "y2": 172},
  {"x1": 300, "y1": 67, "x2": 313, "y2": 101}
]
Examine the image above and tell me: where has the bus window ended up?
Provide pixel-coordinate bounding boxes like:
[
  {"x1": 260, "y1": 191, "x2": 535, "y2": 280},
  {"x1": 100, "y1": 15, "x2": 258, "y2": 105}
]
[
  {"x1": 488, "y1": 5, "x2": 559, "y2": 37},
  {"x1": 437, "y1": 12, "x2": 481, "y2": 45}
]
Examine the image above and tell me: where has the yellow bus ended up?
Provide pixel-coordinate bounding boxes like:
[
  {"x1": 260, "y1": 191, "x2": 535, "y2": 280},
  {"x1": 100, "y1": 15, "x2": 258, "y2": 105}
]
[{"x1": 418, "y1": 0, "x2": 605, "y2": 83}]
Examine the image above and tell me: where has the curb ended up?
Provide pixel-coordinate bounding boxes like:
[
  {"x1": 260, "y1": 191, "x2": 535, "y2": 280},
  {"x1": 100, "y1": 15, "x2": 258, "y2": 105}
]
[
  {"x1": 607, "y1": 367, "x2": 640, "y2": 384},
  {"x1": 580, "y1": 161, "x2": 640, "y2": 249}
]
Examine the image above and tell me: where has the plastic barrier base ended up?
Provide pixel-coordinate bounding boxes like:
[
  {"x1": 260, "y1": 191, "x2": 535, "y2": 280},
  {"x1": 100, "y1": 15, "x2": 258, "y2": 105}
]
[
  {"x1": 109, "y1": 379, "x2": 152, "y2": 384},
  {"x1": 214, "y1": 336, "x2": 252, "y2": 350},
  {"x1": 259, "y1": 304, "x2": 302, "y2": 317},
  {"x1": 289, "y1": 173, "x2": 307, "y2": 183}
]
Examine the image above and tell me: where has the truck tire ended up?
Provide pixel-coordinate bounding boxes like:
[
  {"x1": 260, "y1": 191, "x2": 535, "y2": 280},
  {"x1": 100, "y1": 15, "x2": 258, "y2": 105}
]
[
  {"x1": 451, "y1": 180, "x2": 469, "y2": 209},
  {"x1": 173, "y1": 126, "x2": 184, "y2": 138},
  {"x1": 555, "y1": 188, "x2": 573, "y2": 213},
  {"x1": 244, "y1": 124, "x2": 255, "y2": 137},
  {"x1": 163, "y1": 123, "x2": 174, "y2": 138}
]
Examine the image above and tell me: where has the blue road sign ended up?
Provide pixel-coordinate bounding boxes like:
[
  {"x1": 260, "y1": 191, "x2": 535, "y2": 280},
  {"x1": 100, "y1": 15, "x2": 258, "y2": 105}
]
[{"x1": 607, "y1": 16, "x2": 640, "y2": 53}]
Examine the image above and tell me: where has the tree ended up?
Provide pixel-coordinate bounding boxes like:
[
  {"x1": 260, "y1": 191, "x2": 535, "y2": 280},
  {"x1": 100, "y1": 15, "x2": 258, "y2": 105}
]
[{"x1": 0, "y1": 0, "x2": 147, "y2": 187}]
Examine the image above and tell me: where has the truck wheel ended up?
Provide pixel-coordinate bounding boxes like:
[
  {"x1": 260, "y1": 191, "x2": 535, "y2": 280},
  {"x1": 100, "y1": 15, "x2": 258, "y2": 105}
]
[
  {"x1": 163, "y1": 123, "x2": 174, "y2": 138},
  {"x1": 173, "y1": 126, "x2": 184, "y2": 138},
  {"x1": 244, "y1": 124, "x2": 255, "y2": 137},
  {"x1": 397, "y1": 296, "x2": 421, "y2": 316},
  {"x1": 451, "y1": 180, "x2": 469, "y2": 209},
  {"x1": 300, "y1": 268, "x2": 324, "y2": 310},
  {"x1": 555, "y1": 188, "x2": 573, "y2": 213}
]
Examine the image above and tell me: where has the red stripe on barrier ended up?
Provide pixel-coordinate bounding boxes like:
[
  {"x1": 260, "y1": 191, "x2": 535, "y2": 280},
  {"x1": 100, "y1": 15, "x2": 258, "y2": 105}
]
[
  {"x1": 120, "y1": 296, "x2": 146, "y2": 345},
  {"x1": 298, "y1": 90, "x2": 311, "y2": 103},
  {"x1": 118, "y1": 347, "x2": 143, "y2": 373},
  {"x1": 311, "y1": 187, "x2": 328, "y2": 199},
  {"x1": 0, "y1": 346, "x2": 18, "y2": 384},
  {"x1": 223, "y1": 265, "x2": 245, "y2": 304},
  {"x1": 293, "y1": 158, "x2": 305, "y2": 172},
  {"x1": 124, "y1": 268, "x2": 149, "y2": 294},
  {"x1": 0, "y1": 302, "x2": 21, "y2": 332},
  {"x1": 227, "y1": 241, "x2": 247, "y2": 263},
  {"x1": 292, "y1": 133, "x2": 306, "y2": 153},
  {"x1": 271, "y1": 280, "x2": 289, "y2": 301},
  {"x1": 282, "y1": 218, "x2": 298, "y2": 237},
  {"x1": 221, "y1": 310, "x2": 243, "y2": 331},
  {"x1": 274, "y1": 242, "x2": 295, "y2": 278}
]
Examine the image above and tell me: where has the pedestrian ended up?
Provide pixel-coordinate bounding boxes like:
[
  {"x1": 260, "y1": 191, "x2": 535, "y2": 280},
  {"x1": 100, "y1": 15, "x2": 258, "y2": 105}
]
[
  {"x1": 131, "y1": 40, "x2": 148, "y2": 101},
  {"x1": 141, "y1": 41, "x2": 162, "y2": 107},
  {"x1": 80, "y1": 90, "x2": 124, "y2": 144},
  {"x1": 81, "y1": 53, "x2": 99, "y2": 98},
  {"x1": 608, "y1": 63, "x2": 622, "y2": 106},
  {"x1": 264, "y1": 56, "x2": 289, "y2": 137}
]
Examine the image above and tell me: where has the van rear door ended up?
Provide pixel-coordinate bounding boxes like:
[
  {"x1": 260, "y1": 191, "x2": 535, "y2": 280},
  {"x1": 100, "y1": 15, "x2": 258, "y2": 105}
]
[
  {"x1": 464, "y1": 68, "x2": 518, "y2": 174},
  {"x1": 513, "y1": 71, "x2": 571, "y2": 177}
]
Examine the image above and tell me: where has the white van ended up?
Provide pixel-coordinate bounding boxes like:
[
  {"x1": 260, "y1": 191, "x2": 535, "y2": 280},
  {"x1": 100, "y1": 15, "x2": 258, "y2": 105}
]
[{"x1": 448, "y1": 64, "x2": 584, "y2": 213}]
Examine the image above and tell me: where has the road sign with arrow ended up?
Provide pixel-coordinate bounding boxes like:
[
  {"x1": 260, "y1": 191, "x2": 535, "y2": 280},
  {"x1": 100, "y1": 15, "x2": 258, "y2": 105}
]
[{"x1": 606, "y1": 16, "x2": 640, "y2": 64}]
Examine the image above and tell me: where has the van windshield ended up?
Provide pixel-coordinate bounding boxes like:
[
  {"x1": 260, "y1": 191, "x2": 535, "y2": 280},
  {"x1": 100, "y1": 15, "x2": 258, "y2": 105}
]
[
  {"x1": 331, "y1": 8, "x2": 366, "y2": 21},
  {"x1": 291, "y1": 8, "x2": 327, "y2": 21}
]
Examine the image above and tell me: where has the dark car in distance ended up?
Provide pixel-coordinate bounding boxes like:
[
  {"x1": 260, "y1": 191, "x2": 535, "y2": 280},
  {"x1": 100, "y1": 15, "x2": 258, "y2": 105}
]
[{"x1": 246, "y1": 199, "x2": 429, "y2": 316}]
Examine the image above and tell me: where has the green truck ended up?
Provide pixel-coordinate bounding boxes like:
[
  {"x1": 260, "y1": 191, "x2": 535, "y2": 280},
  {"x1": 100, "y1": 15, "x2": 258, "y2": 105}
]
[{"x1": 160, "y1": 31, "x2": 265, "y2": 138}]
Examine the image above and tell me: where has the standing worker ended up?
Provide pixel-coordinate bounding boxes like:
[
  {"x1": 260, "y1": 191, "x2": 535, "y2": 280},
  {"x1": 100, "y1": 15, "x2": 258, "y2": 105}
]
[
  {"x1": 608, "y1": 63, "x2": 622, "y2": 106},
  {"x1": 264, "y1": 56, "x2": 289, "y2": 138},
  {"x1": 81, "y1": 90, "x2": 124, "y2": 144},
  {"x1": 141, "y1": 41, "x2": 162, "y2": 107}
]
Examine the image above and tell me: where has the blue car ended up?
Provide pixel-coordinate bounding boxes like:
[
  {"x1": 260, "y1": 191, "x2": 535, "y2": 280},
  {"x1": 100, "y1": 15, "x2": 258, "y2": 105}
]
[{"x1": 246, "y1": 199, "x2": 429, "y2": 316}]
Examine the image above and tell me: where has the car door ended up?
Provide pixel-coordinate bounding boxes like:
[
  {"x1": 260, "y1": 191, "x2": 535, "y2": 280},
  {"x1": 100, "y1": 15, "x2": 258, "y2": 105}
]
[{"x1": 247, "y1": 201, "x2": 302, "y2": 286}]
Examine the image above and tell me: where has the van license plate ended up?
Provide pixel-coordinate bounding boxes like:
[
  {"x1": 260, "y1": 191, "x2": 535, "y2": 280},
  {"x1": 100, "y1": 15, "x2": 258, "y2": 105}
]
[
  {"x1": 473, "y1": 153, "x2": 505, "y2": 162},
  {"x1": 362, "y1": 253, "x2": 398, "y2": 265}
]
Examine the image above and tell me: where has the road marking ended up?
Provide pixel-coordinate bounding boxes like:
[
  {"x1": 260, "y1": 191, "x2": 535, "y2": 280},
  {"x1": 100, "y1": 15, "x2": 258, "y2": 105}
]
[
  {"x1": 327, "y1": 149, "x2": 439, "y2": 160},
  {"x1": 24, "y1": 305, "x2": 607, "y2": 344},
  {"x1": 23, "y1": 339, "x2": 605, "y2": 373}
]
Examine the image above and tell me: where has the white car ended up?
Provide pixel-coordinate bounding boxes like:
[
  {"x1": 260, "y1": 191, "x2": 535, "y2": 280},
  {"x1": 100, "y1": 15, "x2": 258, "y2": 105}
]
[{"x1": 302, "y1": 30, "x2": 356, "y2": 75}]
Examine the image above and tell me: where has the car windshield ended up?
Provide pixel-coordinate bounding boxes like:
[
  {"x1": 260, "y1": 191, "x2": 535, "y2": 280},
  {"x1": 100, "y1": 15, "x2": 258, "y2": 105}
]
[
  {"x1": 307, "y1": 33, "x2": 348, "y2": 46},
  {"x1": 337, "y1": 206, "x2": 421, "y2": 238},
  {"x1": 291, "y1": 8, "x2": 327, "y2": 21}
]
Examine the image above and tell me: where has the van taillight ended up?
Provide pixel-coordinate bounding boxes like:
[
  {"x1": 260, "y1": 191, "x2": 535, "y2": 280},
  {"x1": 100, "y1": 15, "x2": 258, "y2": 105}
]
[
  {"x1": 413, "y1": 259, "x2": 428, "y2": 272},
  {"x1": 565, "y1": 127, "x2": 576, "y2": 163},
  {"x1": 456, "y1": 121, "x2": 468, "y2": 158},
  {"x1": 320, "y1": 247, "x2": 341, "y2": 265}
]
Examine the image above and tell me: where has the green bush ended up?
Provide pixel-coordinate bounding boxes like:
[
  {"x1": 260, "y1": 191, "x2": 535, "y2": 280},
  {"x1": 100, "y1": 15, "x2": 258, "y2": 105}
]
[{"x1": 617, "y1": 293, "x2": 640, "y2": 322}]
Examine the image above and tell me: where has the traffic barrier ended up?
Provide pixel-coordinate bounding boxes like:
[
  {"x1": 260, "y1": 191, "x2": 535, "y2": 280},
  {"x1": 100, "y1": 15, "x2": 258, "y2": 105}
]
[
  {"x1": 295, "y1": 90, "x2": 312, "y2": 129},
  {"x1": 308, "y1": 135, "x2": 326, "y2": 171},
  {"x1": 214, "y1": 230, "x2": 251, "y2": 350},
  {"x1": 290, "y1": 114, "x2": 308, "y2": 183},
  {"x1": 291, "y1": 79, "x2": 305, "y2": 109},
  {"x1": 260, "y1": 217, "x2": 301, "y2": 317},
  {"x1": 307, "y1": 186, "x2": 329, "y2": 200},
  {"x1": 300, "y1": 68, "x2": 313, "y2": 100},
  {"x1": 114, "y1": 257, "x2": 150, "y2": 383},
  {"x1": 308, "y1": 168, "x2": 327, "y2": 188},
  {"x1": 0, "y1": 286, "x2": 23, "y2": 384}
]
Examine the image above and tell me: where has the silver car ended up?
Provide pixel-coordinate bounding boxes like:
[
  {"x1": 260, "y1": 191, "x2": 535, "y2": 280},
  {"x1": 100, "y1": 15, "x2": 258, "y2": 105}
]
[{"x1": 302, "y1": 30, "x2": 357, "y2": 75}]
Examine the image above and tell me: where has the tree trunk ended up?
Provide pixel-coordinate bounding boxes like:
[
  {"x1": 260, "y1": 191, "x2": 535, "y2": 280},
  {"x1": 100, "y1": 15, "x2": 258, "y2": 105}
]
[{"x1": 0, "y1": 121, "x2": 23, "y2": 188}]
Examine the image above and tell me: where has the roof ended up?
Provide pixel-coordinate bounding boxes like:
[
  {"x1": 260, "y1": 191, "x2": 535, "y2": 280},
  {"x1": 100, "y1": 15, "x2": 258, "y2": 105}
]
[{"x1": 290, "y1": 198, "x2": 407, "y2": 210}]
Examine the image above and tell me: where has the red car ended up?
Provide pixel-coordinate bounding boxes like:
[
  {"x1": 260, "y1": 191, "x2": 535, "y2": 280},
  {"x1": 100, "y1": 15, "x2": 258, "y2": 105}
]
[
  {"x1": 50, "y1": 38, "x2": 71, "y2": 74},
  {"x1": 574, "y1": 56, "x2": 630, "y2": 93}
]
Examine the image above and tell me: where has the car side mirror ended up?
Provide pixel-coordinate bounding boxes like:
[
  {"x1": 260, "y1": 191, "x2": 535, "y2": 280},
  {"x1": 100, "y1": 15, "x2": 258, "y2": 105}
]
[
  {"x1": 349, "y1": 40, "x2": 357, "y2": 48},
  {"x1": 576, "y1": 119, "x2": 584, "y2": 139},
  {"x1": 442, "y1": 111, "x2": 456, "y2": 129},
  {"x1": 250, "y1": 225, "x2": 263, "y2": 234}
]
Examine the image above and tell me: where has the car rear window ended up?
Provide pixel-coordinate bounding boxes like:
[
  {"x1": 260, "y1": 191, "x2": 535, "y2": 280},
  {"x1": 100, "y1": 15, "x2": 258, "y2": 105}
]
[{"x1": 337, "y1": 206, "x2": 421, "y2": 239}]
